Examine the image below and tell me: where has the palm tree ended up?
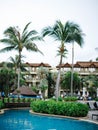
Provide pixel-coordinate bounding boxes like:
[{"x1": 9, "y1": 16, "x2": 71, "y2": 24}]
[
  {"x1": 67, "y1": 22, "x2": 84, "y2": 96},
  {"x1": 61, "y1": 71, "x2": 81, "y2": 93},
  {"x1": 9, "y1": 55, "x2": 26, "y2": 72},
  {"x1": 55, "y1": 44, "x2": 68, "y2": 98},
  {"x1": 0, "y1": 22, "x2": 43, "y2": 89},
  {"x1": 37, "y1": 66, "x2": 49, "y2": 98},
  {"x1": 42, "y1": 20, "x2": 84, "y2": 99},
  {"x1": 9, "y1": 55, "x2": 26, "y2": 88},
  {"x1": 9, "y1": 55, "x2": 20, "y2": 72},
  {"x1": 42, "y1": 20, "x2": 69, "y2": 99}
]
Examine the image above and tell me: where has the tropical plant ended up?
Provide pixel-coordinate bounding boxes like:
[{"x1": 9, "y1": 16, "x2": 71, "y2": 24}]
[
  {"x1": 9, "y1": 55, "x2": 19, "y2": 71},
  {"x1": 9, "y1": 55, "x2": 25, "y2": 71},
  {"x1": 0, "y1": 100, "x2": 4, "y2": 109},
  {"x1": 61, "y1": 71, "x2": 81, "y2": 94},
  {"x1": 46, "y1": 72, "x2": 55, "y2": 98},
  {"x1": 42, "y1": 20, "x2": 68, "y2": 99},
  {"x1": 37, "y1": 66, "x2": 49, "y2": 79},
  {"x1": 0, "y1": 22, "x2": 43, "y2": 89},
  {"x1": 39, "y1": 79, "x2": 48, "y2": 99},
  {"x1": 82, "y1": 75, "x2": 98, "y2": 98},
  {"x1": 66, "y1": 22, "x2": 84, "y2": 96},
  {"x1": 32, "y1": 85, "x2": 39, "y2": 93},
  {"x1": 37, "y1": 66, "x2": 49, "y2": 98},
  {"x1": 42, "y1": 20, "x2": 84, "y2": 99},
  {"x1": 0, "y1": 68, "x2": 16, "y2": 97},
  {"x1": 96, "y1": 57, "x2": 98, "y2": 61}
]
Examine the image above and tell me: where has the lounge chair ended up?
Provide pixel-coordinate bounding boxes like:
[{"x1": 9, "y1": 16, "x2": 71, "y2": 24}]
[
  {"x1": 94, "y1": 102, "x2": 98, "y2": 109},
  {"x1": 92, "y1": 113, "x2": 98, "y2": 120},
  {"x1": 87, "y1": 102, "x2": 96, "y2": 110},
  {"x1": 96, "y1": 102, "x2": 98, "y2": 107}
]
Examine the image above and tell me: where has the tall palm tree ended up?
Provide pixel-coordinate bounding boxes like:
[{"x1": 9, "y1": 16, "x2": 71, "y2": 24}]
[
  {"x1": 42, "y1": 20, "x2": 84, "y2": 99},
  {"x1": 66, "y1": 22, "x2": 84, "y2": 96},
  {"x1": 42, "y1": 20, "x2": 69, "y2": 99},
  {"x1": 0, "y1": 22, "x2": 43, "y2": 89}
]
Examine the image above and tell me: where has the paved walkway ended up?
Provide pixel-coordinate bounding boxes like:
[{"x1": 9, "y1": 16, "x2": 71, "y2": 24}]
[
  {"x1": 78, "y1": 100, "x2": 98, "y2": 123},
  {"x1": 87, "y1": 110, "x2": 98, "y2": 123}
]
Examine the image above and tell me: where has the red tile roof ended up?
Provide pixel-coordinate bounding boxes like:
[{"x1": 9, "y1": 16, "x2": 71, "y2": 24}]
[
  {"x1": 26, "y1": 62, "x2": 51, "y2": 67},
  {"x1": 56, "y1": 61, "x2": 98, "y2": 68},
  {"x1": 56, "y1": 63, "x2": 71, "y2": 68},
  {"x1": 75, "y1": 61, "x2": 98, "y2": 68}
]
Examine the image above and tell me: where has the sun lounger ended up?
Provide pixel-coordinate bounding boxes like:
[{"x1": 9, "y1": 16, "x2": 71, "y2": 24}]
[
  {"x1": 94, "y1": 102, "x2": 98, "y2": 109},
  {"x1": 96, "y1": 102, "x2": 98, "y2": 107},
  {"x1": 87, "y1": 102, "x2": 96, "y2": 110},
  {"x1": 92, "y1": 114, "x2": 98, "y2": 120}
]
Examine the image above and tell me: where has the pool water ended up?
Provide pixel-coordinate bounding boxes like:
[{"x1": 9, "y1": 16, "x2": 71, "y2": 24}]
[{"x1": 0, "y1": 109, "x2": 98, "y2": 130}]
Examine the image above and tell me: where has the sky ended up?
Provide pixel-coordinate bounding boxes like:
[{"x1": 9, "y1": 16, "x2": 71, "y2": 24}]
[{"x1": 0, "y1": 0, "x2": 98, "y2": 67}]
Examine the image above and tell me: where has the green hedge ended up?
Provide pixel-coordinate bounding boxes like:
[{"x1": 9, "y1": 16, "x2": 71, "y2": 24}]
[
  {"x1": 51, "y1": 96, "x2": 78, "y2": 102},
  {"x1": 3, "y1": 98, "x2": 35, "y2": 103},
  {"x1": 0, "y1": 99, "x2": 4, "y2": 109},
  {"x1": 64, "y1": 96, "x2": 78, "y2": 101},
  {"x1": 95, "y1": 97, "x2": 98, "y2": 101},
  {"x1": 30, "y1": 100, "x2": 89, "y2": 117}
]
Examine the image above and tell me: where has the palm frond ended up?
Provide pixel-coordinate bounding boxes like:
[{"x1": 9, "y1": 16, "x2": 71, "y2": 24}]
[
  {"x1": 0, "y1": 46, "x2": 16, "y2": 53},
  {"x1": 4, "y1": 27, "x2": 15, "y2": 36},
  {"x1": 22, "y1": 22, "x2": 31, "y2": 34},
  {"x1": 42, "y1": 26, "x2": 53, "y2": 37},
  {"x1": 30, "y1": 35, "x2": 43, "y2": 41},
  {"x1": 22, "y1": 30, "x2": 38, "y2": 43},
  {"x1": 3, "y1": 27, "x2": 19, "y2": 43},
  {"x1": 0, "y1": 38, "x2": 17, "y2": 45},
  {"x1": 25, "y1": 42, "x2": 43, "y2": 55},
  {"x1": 56, "y1": 45, "x2": 68, "y2": 58}
]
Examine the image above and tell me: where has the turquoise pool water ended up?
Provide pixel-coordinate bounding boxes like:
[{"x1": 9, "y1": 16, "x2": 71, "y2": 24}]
[{"x1": 0, "y1": 109, "x2": 98, "y2": 130}]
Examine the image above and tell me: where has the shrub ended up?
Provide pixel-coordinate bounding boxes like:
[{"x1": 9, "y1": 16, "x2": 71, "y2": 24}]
[
  {"x1": 58, "y1": 97, "x2": 63, "y2": 101},
  {"x1": 95, "y1": 97, "x2": 98, "y2": 101},
  {"x1": 64, "y1": 96, "x2": 77, "y2": 101},
  {"x1": 4, "y1": 98, "x2": 8, "y2": 103},
  {"x1": 0, "y1": 100, "x2": 4, "y2": 109},
  {"x1": 30, "y1": 100, "x2": 48, "y2": 113},
  {"x1": 30, "y1": 100, "x2": 89, "y2": 117},
  {"x1": 9, "y1": 98, "x2": 13, "y2": 103}
]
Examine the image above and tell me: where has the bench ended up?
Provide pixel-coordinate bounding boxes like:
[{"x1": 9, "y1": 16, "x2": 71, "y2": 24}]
[{"x1": 92, "y1": 114, "x2": 98, "y2": 120}]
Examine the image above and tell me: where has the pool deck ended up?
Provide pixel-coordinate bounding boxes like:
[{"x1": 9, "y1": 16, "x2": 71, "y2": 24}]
[{"x1": 87, "y1": 110, "x2": 98, "y2": 123}]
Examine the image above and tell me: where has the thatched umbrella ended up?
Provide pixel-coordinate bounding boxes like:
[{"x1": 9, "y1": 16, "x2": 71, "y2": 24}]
[{"x1": 13, "y1": 87, "x2": 37, "y2": 96}]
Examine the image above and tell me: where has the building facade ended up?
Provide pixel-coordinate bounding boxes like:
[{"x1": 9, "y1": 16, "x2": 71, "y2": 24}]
[{"x1": 0, "y1": 61, "x2": 98, "y2": 97}]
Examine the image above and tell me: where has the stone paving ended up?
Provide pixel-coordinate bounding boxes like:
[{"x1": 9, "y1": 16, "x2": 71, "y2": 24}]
[{"x1": 87, "y1": 110, "x2": 98, "y2": 123}]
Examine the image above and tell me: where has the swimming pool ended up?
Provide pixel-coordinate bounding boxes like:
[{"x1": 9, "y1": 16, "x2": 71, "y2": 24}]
[{"x1": 0, "y1": 109, "x2": 98, "y2": 130}]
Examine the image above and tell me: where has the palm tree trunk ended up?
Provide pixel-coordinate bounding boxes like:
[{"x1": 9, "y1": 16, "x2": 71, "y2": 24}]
[
  {"x1": 17, "y1": 51, "x2": 21, "y2": 89},
  {"x1": 71, "y1": 42, "x2": 74, "y2": 96},
  {"x1": 55, "y1": 55, "x2": 62, "y2": 100},
  {"x1": 55, "y1": 69, "x2": 61, "y2": 99},
  {"x1": 17, "y1": 68, "x2": 20, "y2": 89}
]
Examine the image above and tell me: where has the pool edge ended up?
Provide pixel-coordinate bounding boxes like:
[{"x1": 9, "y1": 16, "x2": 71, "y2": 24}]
[{"x1": 29, "y1": 110, "x2": 98, "y2": 125}]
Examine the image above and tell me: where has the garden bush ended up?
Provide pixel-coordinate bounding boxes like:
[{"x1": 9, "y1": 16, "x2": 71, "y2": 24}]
[
  {"x1": 4, "y1": 98, "x2": 8, "y2": 103},
  {"x1": 0, "y1": 99, "x2": 4, "y2": 109},
  {"x1": 64, "y1": 96, "x2": 78, "y2": 101},
  {"x1": 58, "y1": 97, "x2": 63, "y2": 101},
  {"x1": 30, "y1": 100, "x2": 89, "y2": 117},
  {"x1": 3, "y1": 97, "x2": 36, "y2": 103},
  {"x1": 95, "y1": 97, "x2": 98, "y2": 101}
]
